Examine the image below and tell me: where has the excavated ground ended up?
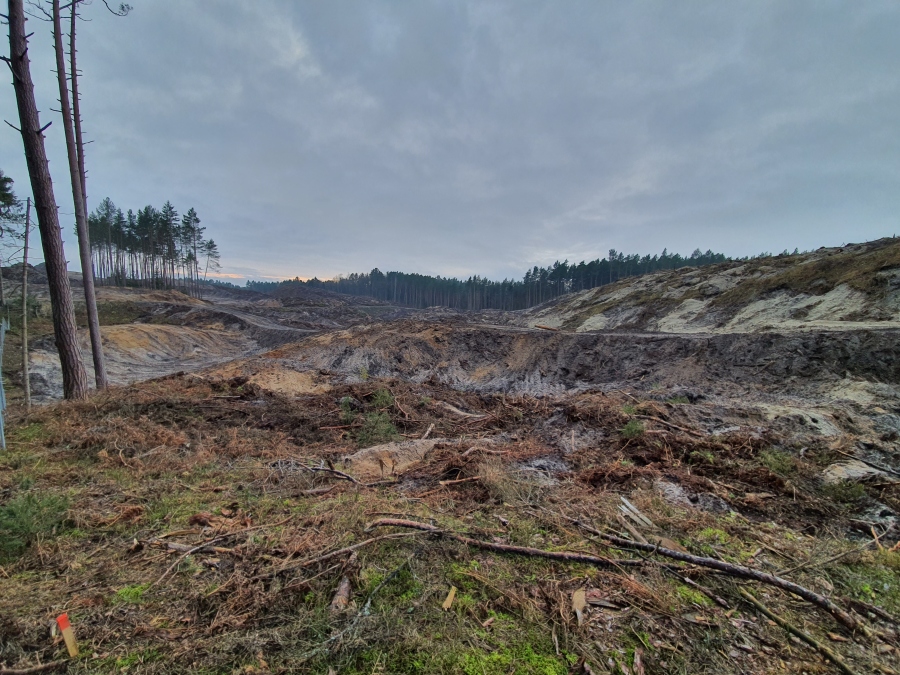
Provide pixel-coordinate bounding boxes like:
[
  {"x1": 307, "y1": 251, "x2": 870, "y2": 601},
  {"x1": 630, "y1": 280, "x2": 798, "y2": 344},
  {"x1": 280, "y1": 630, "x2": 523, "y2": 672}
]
[{"x1": 3, "y1": 249, "x2": 900, "y2": 674}]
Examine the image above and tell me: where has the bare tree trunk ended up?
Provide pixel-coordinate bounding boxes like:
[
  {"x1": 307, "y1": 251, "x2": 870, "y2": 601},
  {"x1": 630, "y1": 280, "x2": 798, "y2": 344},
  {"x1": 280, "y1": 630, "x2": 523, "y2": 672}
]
[
  {"x1": 6, "y1": 0, "x2": 88, "y2": 399},
  {"x1": 52, "y1": 0, "x2": 107, "y2": 389},
  {"x1": 70, "y1": 4, "x2": 87, "y2": 225},
  {"x1": 21, "y1": 197, "x2": 30, "y2": 410}
]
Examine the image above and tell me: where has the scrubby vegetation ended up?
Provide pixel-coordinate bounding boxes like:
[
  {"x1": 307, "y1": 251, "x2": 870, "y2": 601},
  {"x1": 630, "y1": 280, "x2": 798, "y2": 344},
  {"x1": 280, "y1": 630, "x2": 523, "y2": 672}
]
[{"x1": 1, "y1": 375, "x2": 898, "y2": 673}]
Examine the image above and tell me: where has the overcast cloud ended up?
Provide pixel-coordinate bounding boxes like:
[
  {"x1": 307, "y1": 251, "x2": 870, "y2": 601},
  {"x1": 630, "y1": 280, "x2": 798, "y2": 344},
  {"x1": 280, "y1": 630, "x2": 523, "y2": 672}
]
[{"x1": 2, "y1": 0, "x2": 899, "y2": 283}]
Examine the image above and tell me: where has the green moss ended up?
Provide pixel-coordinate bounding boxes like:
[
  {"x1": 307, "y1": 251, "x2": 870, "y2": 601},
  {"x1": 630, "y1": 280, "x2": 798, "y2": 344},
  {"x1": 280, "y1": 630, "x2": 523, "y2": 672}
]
[
  {"x1": 340, "y1": 396, "x2": 356, "y2": 424},
  {"x1": 114, "y1": 583, "x2": 149, "y2": 604},
  {"x1": 667, "y1": 396, "x2": 691, "y2": 405},
  {"x1": 676, "y1": 584, "x2": 712, "y2": 607},
  {"x1": 460, "y1": 645, "x2": 567, "y2": 675},
  {"x1": 834, "y1": 553, "x2": 900, "y2": 614},
  {"x1": 820, "y1": 481, "x2": 867, "y2": 504},
  {"x1": 696, "y1": 528, "x2": 730, "y2": 545}
]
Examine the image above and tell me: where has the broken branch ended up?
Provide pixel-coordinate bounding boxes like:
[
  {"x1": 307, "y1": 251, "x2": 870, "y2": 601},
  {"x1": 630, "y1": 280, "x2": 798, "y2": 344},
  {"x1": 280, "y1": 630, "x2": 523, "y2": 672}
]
[
  {"x1": 565, "y1": 515, "x2": 874, "y2": 637},
  {"x1": 0, "y1": 662, "x2": 68, "y2": 675},
  {"x1": 366, "y1": 518, "x2": 646, "y2": 568},
  {"x1": 634, "y1": 415, "x2": 704, "y2": 437},
  {"x1": 739, "y1": 589, "x2": 860, "y2": 675}
]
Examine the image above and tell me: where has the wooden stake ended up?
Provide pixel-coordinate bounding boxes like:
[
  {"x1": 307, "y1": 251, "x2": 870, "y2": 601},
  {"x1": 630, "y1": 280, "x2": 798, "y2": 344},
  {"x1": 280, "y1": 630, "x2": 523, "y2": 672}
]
[
  {"x1": 55, "y1": 613, "x2": 78, "y2": 657},
  {"x1": 442, "y1": 585, "x2": 457, "y2": 610}
]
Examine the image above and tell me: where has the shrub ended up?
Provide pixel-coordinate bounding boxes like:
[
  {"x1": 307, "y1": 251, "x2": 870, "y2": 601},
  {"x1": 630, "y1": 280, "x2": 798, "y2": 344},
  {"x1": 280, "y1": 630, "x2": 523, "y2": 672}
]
[
  {"x1": 0, "y1": 491, "x2": 69, "y2": 561},
  {"x1": 619, "y1": 419, "x2": 644, "y2": 439},
  {"x1": 758, "y1": 448, "x2": 795, "y2": 475},
  {"x1": 371, "y1": 388, "x2": 394, "y2": 409},
  {"x1": 356, "y1": 412, "x2": 398, "y2": 446},
  {"x1": 339, "y1": 397, "x2": 357, "y2": 424},
  {"x1": 821, "y1": 482, "x2": 867, "y2": 504}
]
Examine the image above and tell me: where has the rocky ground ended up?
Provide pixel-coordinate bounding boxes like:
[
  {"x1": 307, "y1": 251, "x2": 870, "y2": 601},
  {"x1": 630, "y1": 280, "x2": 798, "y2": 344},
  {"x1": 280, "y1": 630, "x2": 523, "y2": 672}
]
[{"x1": 1, "y1": 241, "x2": 900, "y2": 674}]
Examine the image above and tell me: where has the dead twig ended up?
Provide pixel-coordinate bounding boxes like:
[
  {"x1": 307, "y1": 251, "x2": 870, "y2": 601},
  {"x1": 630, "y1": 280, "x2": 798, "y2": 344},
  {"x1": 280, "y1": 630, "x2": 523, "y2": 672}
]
[
  {"x1": 0, "y1": 663, "x2": 68, "y2": 675},
  {"x1": 738, "y1": 589, "x2": 860, "y2": 675},
  {"x1": 842, "y1": 597, "x2": 900, "y2": 626},
  {"x1": 438, "y1": 476, "x2": 481, "y2": 486},
  {"x1": 634, "y1": 415, "x2": 704, "y2": 438},
  {"x1": 260, "y1": 532, "x2": 421, "y2": 580},
  {"x1": 149, "y1": 518, "x2": 290, "y2": 589},
  {"x1": 366, "y1": 518, "x2": 646, "y2": 568},
  {"x1": 0, "y1": 662, "x2": 68, "y2": 675},
  {"x1": 777, "y1": 530, "x2": 888, "y2": 577}
]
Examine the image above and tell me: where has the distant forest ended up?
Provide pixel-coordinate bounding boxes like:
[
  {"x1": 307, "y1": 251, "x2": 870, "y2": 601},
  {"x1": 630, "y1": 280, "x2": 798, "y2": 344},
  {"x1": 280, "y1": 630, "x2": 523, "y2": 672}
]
[
  {"x1": 243, "y1": 247, "x2": 794, "y2": 311},
  {"x1": 88, "y1": 198, "x2": 221, "y2": 297}
]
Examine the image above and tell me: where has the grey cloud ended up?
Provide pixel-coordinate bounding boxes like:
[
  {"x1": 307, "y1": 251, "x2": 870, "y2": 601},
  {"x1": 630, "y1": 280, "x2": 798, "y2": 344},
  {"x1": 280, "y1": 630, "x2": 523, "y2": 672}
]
[{"x1": 1, "y1": 0, "x2": 898, "y2": 283}]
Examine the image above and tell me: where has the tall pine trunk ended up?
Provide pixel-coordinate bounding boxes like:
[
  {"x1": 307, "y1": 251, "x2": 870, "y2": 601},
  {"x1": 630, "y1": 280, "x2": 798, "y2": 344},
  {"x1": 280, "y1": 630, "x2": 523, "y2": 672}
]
[
  {"x1": 53, "y1": 0, "x2": 107, "y2": 389},
  {"x1": 7, "y1": 0, "x2": 88, "y2": 399},
  {"x1": 21, "y1": 197, "x2": 31, "y2": 410}
]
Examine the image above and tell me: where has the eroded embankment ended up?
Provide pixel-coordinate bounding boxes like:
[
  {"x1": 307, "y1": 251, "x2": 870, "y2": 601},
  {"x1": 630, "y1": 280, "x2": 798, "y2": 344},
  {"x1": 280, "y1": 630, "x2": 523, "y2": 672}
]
[{"x1": 242, "y1": 320, "x2": 900, "y2": 395}]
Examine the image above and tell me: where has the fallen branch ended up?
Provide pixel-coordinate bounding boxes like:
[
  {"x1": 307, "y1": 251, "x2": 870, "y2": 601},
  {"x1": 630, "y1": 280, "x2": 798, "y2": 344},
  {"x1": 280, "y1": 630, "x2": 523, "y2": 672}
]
[
  {"x1": 299, "y1": 464, "x2": 362, "y2": 485},
  {"x1": 460, "y1": 446, "x2": 506, "y2": 459},
  {"x1": 739, "y1": 589, "x2": 860, "y2": 675},
  {"x1": 149, "y1": 518, "x2": 290, "y2": 589},
  {"x1": 439, "y1": 476, "x2": 481, "y2": 486},
  {"x1": 367, "y1": 518, "x2": 646, "y2": 568},
  {"x1": 634, "y1": 415, "x2": 704, "y2": 438},
  {"x1": 153, "y1": 541, "x2": 234, "y2": 555},
  {"x1": 565, "y1": 516, "x2": 874, "y2": 638},
  {"x1": 0, "y1": 662, "x2": 68, "y2": 675},
  {"x1": 834, "y1": 449, "x2": 900, "y2": 478},
  {"x1": 259, "y1": 532, "x2": 420, "y2": 580},
  {"x1": 843, "y1": 597, "x2": 900, "y2": 626}
]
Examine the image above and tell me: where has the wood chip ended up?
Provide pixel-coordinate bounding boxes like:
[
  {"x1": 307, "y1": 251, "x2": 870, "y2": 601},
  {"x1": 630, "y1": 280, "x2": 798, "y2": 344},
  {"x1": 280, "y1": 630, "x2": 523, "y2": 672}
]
[
  {"x1": 827, "y1": 632, "x2": 849, "y2": 642},
  {"x1": 572, "y1": 588, "x2": 587, "y2": 626},
  {"x1": 442, "y1": 586, "x2": 457, "y2": 611}
]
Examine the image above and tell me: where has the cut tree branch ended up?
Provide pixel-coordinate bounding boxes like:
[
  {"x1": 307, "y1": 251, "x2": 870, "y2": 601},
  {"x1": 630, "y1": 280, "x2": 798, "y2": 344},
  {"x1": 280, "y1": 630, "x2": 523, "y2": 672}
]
[
  {"x1": 366, "y1": 518, "x2": 647, "y2": 569},
  {"x1": 564, "y1": 515, "x2": 875, "y2": 638},
  {"x1": 0, "y1": 661, "x2": 68, "y2": 675},
  {"x1": 739, "y1": 589, "x2": 861, "y2": 675}
]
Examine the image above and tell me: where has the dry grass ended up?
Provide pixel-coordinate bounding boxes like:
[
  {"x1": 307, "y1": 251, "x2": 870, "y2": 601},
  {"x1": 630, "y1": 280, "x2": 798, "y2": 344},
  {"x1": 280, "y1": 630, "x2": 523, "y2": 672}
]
[{"x1": 0, "y1": 376, "x2": 898, "y2": 674}]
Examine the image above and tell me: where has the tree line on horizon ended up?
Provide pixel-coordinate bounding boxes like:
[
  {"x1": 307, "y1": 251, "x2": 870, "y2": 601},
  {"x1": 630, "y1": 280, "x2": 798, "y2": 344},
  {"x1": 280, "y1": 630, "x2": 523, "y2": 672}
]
[
  {"x1": 241, "y1": 247, "x2": 786, "y2": 310},
  {"x1": 88, "y1": 198, "x2": 221, "y2": 297}
]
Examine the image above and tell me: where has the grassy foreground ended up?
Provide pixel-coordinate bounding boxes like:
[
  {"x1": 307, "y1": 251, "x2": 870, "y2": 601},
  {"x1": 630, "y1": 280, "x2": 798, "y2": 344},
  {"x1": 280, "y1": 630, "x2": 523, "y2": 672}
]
[{"x1": 1, "y1": 375, "x2": 899, "y2": 674}]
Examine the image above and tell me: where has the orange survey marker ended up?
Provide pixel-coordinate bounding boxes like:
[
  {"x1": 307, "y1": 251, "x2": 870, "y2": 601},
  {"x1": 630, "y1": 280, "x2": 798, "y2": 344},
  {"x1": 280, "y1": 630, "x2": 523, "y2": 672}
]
[{"x1": 56, "y1": 613, "x2": 79, "y2": 657}]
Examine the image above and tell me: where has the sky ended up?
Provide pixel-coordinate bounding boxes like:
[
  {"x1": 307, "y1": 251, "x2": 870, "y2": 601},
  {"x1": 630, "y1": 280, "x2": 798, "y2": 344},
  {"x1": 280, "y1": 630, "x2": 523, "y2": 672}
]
[{"x1": 2, "y1": 0, "x2": 899, "y2": 284}]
